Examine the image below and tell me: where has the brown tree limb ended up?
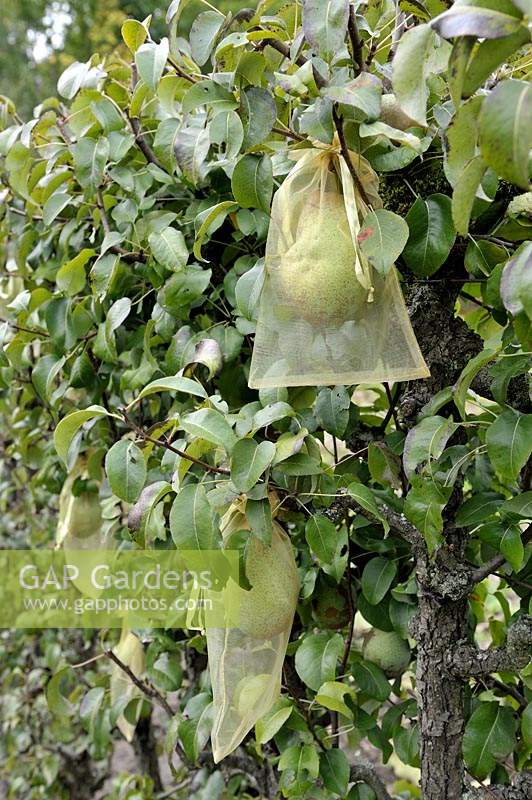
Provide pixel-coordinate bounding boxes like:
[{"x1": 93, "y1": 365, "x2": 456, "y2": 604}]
[
  {"x1": 350, "y1": 764, "x2": 392, "y2": 800},
  {"x1": 449, "y1": 615, "x2": 532, "y2": 678},
  {"x1": 347, "y1": 6, "x2": 366, "y2": 75},
  {"x1": 471, "y1": 523, "x2": 532, "y2": 584}
]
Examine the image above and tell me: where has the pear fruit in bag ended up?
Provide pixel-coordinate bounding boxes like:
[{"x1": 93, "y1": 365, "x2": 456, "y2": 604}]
[
  {"x1": 248, "y1": 146, "x2": 429, "y2": 388},
  {"x1": 278, "y1": 192, "x2": 367, "y2": 326},
  {"x1": 207, "y1": 499, "x2": 299, "y2": 762}
]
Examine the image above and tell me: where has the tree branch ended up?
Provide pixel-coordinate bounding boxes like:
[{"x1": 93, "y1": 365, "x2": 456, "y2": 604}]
[
  {"x1": 347, "y1": 6, "x2": 365, "y2": 75},
  {"x1": 449, "y1": 615, "x2": 532, "y2": 678},
  {"x1": 464, "y1": 772, "x2": 532, "y2": 800},
  {"x1": 350, "y1": 763, "x2": 392, "y2": 800},
  {"x1": 332, "y1": 105, "x2": 372, "y2": 206},
  {"x1": 471, "y1": 523, "x2": 532, "y2": 584},
  {"x1": 104, "y1": 648, "x2": 175, "y2": 717},
  {"x1": 122, "y1": 412, "x2": 230, "y2": 476}
]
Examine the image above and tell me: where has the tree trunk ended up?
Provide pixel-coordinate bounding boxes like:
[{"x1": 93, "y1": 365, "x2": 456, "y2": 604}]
[{"x1": 416, "y1": 564, "x2": 469, "y2": 800}]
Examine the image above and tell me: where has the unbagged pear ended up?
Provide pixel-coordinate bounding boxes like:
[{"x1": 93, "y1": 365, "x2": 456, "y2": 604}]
[
  {"x1": 278, "y1": 192, "x2": 366, "y2": 326},
  {"x1": 362, "y1": 629, "x2": 411, "y2": 676}
]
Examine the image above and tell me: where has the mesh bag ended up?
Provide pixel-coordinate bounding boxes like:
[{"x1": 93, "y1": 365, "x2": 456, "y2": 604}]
[
  {"x1": 207, "y1": 498, "x2": 299, "y2": 762},
  {"x1": 248, "y1": 145, "x2": 429, "y2": 388},
  {"x1": 110, "y1": 626, "x2": 145, "y2": 742}
]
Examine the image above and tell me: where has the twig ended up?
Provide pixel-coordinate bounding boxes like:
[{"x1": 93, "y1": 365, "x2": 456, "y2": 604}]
[
  {"x1": 271, "y1": 125, "x2": 305, "y2": 141},
  {"x1": 96, "y1": 188, "x2": 111, "y2": 235},
  {"x1": 128, "y1": 114, "x2": 165, "y2": 171},
  {"x1": 332, "y1": 105, "x2": 371, "y2": 207},
  {"x1": 167, "y1": 55, "x2": 197, "y2": 84},
  {"x1": 347, "y1": 6, "x2": 365, "y2": 75},
  {"x1": 382, "y1": 383, "x2": 402, "y2": 431},
  {"x1": 471, "y1": 523, "x2": 532, "y2": 583},
  {"x1": 480, "y1": 675, "x2": 527, "y2": 710},
  {"x1": 122, "y1": 412, "x2": 230, "y2": 476},
  {"x1": 104, "y1": 648, "x2": 175, "y2": 717},
  {"x1": 0, "y1": 317, "x2": 49, "y2": 337},
  {"x1": 256, "y1": 37, "x2": 327, "y2": 89},
  {"x1": 459, "y1": 291, "x2": 494, "y2": 313}
]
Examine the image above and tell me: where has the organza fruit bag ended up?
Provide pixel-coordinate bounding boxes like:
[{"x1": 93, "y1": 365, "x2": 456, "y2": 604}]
[
  {"x1": 248, "y1": 142, "x2": 429, "y2": 388},
  {"x1": 206, "y1": 497, "x2": 299, "y2": 762}
]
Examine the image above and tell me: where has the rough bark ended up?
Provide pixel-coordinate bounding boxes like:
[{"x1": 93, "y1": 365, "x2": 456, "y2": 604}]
[{"x1": 415, "y1": 556, "x2": 470, "y2": 800}]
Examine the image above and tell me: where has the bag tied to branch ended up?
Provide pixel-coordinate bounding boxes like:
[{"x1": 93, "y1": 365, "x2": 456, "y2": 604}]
[
  {"x1": 207, "y1": 497, "x2": 299, "y2": 762},
  {"x1": 248, "y1": 144, "x2": 429, "y2": 388}
]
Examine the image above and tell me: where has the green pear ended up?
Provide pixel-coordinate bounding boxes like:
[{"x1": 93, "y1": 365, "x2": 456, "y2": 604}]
[
  {"x1": 362, "y1": 629, "x2": 411, "y2": 676},
  {"x1": 221, "y1": 502, "x2": 299, "y2": 639},
  {"x1": 278, "y1": 192, "x2": 367, "y2": 326}
]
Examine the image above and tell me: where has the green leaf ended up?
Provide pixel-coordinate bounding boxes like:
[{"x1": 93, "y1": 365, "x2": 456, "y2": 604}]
[
  {"x1": 170, "y1": 483, "x2": 217, "y2": 549},
  {"x1": 368, "y1": 442, "x2": 402, "y2": 490},
  {"x1": 319, "y1": 748, "x2": 350, "y2": 795},
  {"x1": 352, "y1": 661, "x2": 391, "y2": 701},
  {"x1": 346, "y1": 483, "x2": 390, "y2": 535},
  {"x1": 54, "y1": 405, "x2": 110, "y2": 465},
  {"x1": 80, "y1": 687, "x2": 105, "y2": 733},
  {"x1": 72, "y1": 137, "x2": 110, "y2": 190},
  {"x1": 46, "y1": 667, "x2": 76, "y2": 718},
  {"x1": 230, "y1": 438, "x2": 275, "y2": 493},
  {"x1": 402, "y1": 194, "x2": 456, "y2": 277},
  {"x1": 178, "y1": 693, "x2": 213, "y2": 762},
  {"x1": 149, "y1": 227, "x2": 188, "y2": 271},
  {"x1": 43, "y1": 191, "x2": 71, "y2": 226},
  {"x1": 392, "y1": 23, "x2": 438, "y2": 126},
  {"x1": 500, "y1": 242, "x2": 532, "y2": 318},
  {"x1": 316, "y1": 681, "x2": 356, "y2": 718},
  {"x1": 404, "y1": 481, "x2": 452, "y2": 554},
  {"x1": 432, "y1": 7, "x2": 523, "y2": 39},
  {"x1": 486, "y1": 407, "x2": 532, "y2": 483},
  {"x1": 193, "y1": 201, "x2": 238, "y2": 261},
  {"x1": 479, "y1": 79, "x2": 532, "y2": 190},
  {"x1": 498, "y1": 523, "x2": 525, "y2": 572},
  {"x1": 299, "y1": 97, "x2": 334, "y2": 143},
  {"x1": 303, "y1": 0, "x2": 349, "y2": 61},
  {"x1": 135, "y1": 38, "x2": 169, "y2": 91},
  {"x1": 305, "y1": 515, "x2": 338, "y2": 565},
  {"x1": 522, "y1": 703, "x2": 532, "y2": 747},
  {"x1": 445, "y1": 96, "x2": 484, "y2": 188},
  {"x1": 361, "y1": 557, "x2": 397, "y2": 605},
  {"x1": 180, "y1": 408, "x2": 237, "y2": 452},
  {"x1": 357, "y1": 209, "x2": 410, "y2": 276},
  {"x1": 454, "y1": 346, "x2": 500, "y2": 419},
  {"x1": 231, "y1": 155, "x2": 273, "y2": 213},
  {"x1": 279, "y1": 744, "x2": 320, "y2": 795},
  {"x1": 452, "y1": 156, "x2": 487, "y2": 236},
  {"x1": 182, "y1": 79, "x2": 238, "y2": 114},
  {"x1": 501, "y1": 491, "x2": 532, "y2": 521},
  {"x1": 403, "y1": 415, "x2": 458, "y2": 477},
  {"x1": 105, "y1": 440, "x2": 147, "y2": 503},
  {"x1": 240, "y1": 87, "x2": 277, "y2": 149},
  {"x1": 190, "y1": 11, "x2": 224, "y2": 66},
  {"x1": 209, "y1": 110, "x2": 243, "y2": 159},
  {"x1": 56, "y1": 248, "x2": 94, "y2": 296},
  {"x1": 456, "y1": 493, "x2": 503, "y2": 527},
  {"x1": 128, "y1": 375, "x2": 207, "y2": 408},
  {"x1": 121, "y1": 19, "x2": 148, "y2": 53},
  {"x1": 325, "y1": 73, "x2": 382, "y2": 120},
  {"x1": 245, "y1": 498, "x2": 273, "y2": 545},
  {"x1": 315, "y1": 386, "x2": 350, "y2": 438},
  {"x1": 463, "y1": 702, "x2": 516, "y2": 779},
  {"x1": 295, "y1": 632, "x2": 343, "y2": 691},
  {"x1": 32, "y1": 354, "x2": 65, "y2": 402},
  {"x1": 255, "y1": 698, "x2": 293, "y2": 744},
  {"x1": 461, "y1": 27, "x2": 531, "y2": 100}
]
